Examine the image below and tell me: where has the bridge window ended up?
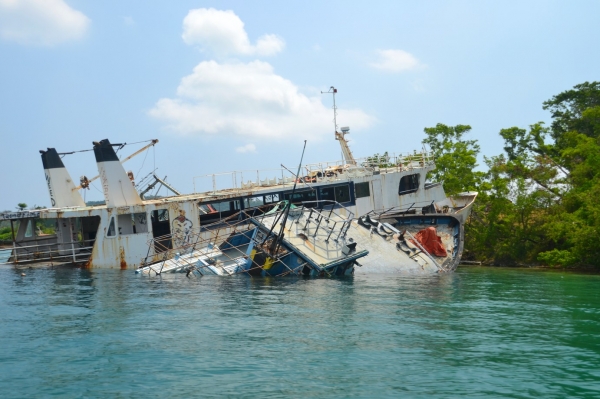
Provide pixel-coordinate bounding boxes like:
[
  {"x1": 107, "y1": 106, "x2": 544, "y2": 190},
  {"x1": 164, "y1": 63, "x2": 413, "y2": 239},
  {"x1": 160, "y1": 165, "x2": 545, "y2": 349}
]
[
  {"x1": 334, "y1": 185, "x2": 351, "y2": 203},
  {"x1": 117, "y1": 213, "x2": 148, "y2": 235},
  {"x1": 284, "y1": 190, "x2": 317, "y2": 206},
  {"x1": 264, "y1": 193, "x2": 280, "y2": 204},
  {"x1": 243, "y1": 193, "x2": 281, "y2": 210},
  {"x1": 199, "y1": 200, "x2": 241, "y2": 223},
  {"x1": 399, "y1": 174, "x2": 420, "y2": 195},
  {"x1": 243, "y1": 196, "x2": 264, "y2": 209},
  {"x1": 355, "y1": 182, "x2": 370, "y2": 199},
  {"x1": 319, "y1": 184, "x2": 351, "y2": 203}
]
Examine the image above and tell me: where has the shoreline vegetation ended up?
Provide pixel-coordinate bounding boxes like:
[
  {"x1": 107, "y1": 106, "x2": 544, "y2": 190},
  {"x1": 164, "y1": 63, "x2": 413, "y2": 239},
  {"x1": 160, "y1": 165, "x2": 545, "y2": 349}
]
[
  {"x1": 2, "y1": 82, "x2": 599, "y2": 270},
  {"x1": 425, "y1": 81, "x2": 600, "y2": 270}
]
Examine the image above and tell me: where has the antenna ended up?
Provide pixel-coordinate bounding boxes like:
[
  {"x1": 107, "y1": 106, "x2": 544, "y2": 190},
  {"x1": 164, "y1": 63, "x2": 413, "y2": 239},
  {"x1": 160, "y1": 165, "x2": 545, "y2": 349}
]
[
  {"x1": 321, "y1": 86, "x2": 338, "y2": 139},
  {"x1": 321, "y1": 86, "x2": 357, "y2": 165}
]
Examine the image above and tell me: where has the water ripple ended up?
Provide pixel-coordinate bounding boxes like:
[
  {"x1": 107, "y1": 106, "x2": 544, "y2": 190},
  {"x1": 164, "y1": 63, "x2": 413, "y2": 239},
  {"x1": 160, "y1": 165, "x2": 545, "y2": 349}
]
[{"x1": 0, "y1": 266, "x2": 599, "y2": 398}]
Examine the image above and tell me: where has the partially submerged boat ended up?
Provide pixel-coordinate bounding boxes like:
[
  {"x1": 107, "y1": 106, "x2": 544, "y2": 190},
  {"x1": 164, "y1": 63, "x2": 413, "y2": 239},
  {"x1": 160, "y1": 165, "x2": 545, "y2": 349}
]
[{"x1": 0, "y1": 90, "x2": 476, "y2": 273}]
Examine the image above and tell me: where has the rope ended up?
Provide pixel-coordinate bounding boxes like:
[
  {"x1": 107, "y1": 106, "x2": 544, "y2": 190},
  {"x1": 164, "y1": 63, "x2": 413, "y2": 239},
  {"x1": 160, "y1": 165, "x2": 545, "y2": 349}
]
[
  {"x1": 135, "y1": 147, "x2": 150, "y2": 180},
  {"x1": 90, "y1": 181, "x2": 103, "y2": 194},
  {"x1": 57, "y1": 139, "x2": 156, "y2": 156}
]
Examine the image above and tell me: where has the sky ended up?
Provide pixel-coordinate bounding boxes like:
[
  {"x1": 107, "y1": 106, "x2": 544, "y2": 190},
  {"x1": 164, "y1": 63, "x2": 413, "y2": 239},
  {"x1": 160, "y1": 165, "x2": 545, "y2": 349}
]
[{"x1": 0, "y1": 0, "x2": 599, "y2": 211}]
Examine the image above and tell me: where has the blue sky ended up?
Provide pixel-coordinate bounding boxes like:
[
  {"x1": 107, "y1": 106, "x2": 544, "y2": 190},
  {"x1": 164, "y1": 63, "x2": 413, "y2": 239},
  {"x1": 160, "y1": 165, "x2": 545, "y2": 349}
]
[{"x1": 0, "y1": 0, "x2": 599, "y2": 210}]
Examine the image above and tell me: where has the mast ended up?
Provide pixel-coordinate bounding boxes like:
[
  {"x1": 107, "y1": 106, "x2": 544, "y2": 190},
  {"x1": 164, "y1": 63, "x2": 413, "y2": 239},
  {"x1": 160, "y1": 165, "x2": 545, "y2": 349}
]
[
  {"x1": 73, "y1": 139, "x2": 159, "y2": 191},
  {"x1": 269, "y1": 140, "x2": 308, "y2": 255},
  {"x1": 93, "y1": 139, "x2": 143, "y2": 207},
  {"x1": 39, "y1": 148, "x2": 86, "y2": 208},
  {"x1": 321, "y1": 86, "x2": 357, "y2": 165}
]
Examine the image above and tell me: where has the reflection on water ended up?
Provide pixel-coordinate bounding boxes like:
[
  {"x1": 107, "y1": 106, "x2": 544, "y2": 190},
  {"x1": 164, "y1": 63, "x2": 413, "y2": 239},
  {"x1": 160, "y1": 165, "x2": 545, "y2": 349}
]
[{"x1": 0, "y1": 266, "x2": 599, "y2": 398}]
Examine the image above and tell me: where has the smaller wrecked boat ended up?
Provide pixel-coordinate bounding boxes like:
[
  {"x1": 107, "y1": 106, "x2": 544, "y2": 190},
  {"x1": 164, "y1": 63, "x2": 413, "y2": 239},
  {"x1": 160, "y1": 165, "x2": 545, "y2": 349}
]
[{"x1": 135, "y1": 200, "x2": 368, "y2": 277}]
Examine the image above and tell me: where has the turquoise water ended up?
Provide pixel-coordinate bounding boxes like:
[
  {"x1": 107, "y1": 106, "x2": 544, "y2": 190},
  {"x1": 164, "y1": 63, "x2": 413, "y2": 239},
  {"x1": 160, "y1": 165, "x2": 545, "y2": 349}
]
[
  {"x1": 1, "y1": 266, "x2": 599, "y2": 398},
  {"x1": 0, "y1": 249, "x2": 10, "y2": 263}
]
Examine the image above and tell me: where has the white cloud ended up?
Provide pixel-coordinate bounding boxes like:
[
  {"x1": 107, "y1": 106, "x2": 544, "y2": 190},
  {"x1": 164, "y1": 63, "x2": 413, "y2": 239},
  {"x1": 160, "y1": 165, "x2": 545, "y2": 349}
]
[
  {"x1": 0, "y1": 0, "x2": 90, "y2": 46},
  {"x1": 235, "y1": 144, "x2": 256, "y2": 153},
  {"x1": 182, "y1": 8, "x2": 284, "y2": 56},
  {"x1": 149, "y1": 60, "x2": 374, "y2": 140},
  {"x1": 369, "y1": 49, "x2": 422, "y2": 72}
]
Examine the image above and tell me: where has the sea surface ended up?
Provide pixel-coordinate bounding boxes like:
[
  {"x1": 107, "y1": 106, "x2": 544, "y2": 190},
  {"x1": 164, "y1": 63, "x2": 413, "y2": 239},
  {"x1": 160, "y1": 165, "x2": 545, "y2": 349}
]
[{"x1": 1, "y1": 266, "x2": 599, "y2": 398}]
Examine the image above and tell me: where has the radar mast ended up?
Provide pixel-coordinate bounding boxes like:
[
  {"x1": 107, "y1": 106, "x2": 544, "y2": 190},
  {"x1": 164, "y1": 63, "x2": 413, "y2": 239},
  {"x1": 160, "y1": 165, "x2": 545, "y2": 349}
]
[{"x1": 321, "y1": 86, "x2": 356, "y2": 165}]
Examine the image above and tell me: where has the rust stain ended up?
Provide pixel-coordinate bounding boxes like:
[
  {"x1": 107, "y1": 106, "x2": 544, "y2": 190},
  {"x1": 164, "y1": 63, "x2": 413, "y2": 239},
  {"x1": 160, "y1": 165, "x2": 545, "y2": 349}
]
[
  {"x1": 83, "y1": 249, "x2": 94, "y2": 269},
  {"x1": 119, "y1": 247, "x2": 127, "y2": 270},
  {"x1": 304, "y1": 240, "x2": 315, "y2": 252},
  {"x1": 168, "y1": 202, "x2": 181, "y2": 212}
]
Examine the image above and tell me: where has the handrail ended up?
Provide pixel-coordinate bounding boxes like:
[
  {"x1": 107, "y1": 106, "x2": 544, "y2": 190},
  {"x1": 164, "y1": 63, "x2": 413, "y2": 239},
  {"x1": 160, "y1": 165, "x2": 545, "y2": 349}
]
[
  {"x1": 190, "y1": 151, "x2": 436, "y2": 194},
  {"x1": 8, "y1": 238, "x2": 95, "y2": 251},
  {"x1": 140, "y1": 200, "x2": 354, "y2": 267},
  {"x1": 1, "y1": 243, "x2": 94, "y2": 265}
]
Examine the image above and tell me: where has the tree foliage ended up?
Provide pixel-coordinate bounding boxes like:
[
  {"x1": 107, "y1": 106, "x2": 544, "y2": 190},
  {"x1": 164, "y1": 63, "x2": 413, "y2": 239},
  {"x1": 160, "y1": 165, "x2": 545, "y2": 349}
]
[
  {"x1": 543, "y1": 81, "x2": 600, "y2": 144},
  {"x1": 422, "y1": 123, "x2": 484, "y2": 196},
  {"x1": 426, "y1": 81, "x2": 600, "y2": 268}
]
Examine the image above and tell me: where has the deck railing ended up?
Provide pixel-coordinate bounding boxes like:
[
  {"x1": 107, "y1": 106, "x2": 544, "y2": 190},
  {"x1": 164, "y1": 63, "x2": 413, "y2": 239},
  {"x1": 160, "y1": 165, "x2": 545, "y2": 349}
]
[
  {"x1": 0, "y1": 238, "x2": 95, "y2": 265},
  {"x1": 191, "y1": 150, "x2": 435, "y2": 194},
  {"x1": 140, "y1": 200, "x2": 352, "y2": 275}
]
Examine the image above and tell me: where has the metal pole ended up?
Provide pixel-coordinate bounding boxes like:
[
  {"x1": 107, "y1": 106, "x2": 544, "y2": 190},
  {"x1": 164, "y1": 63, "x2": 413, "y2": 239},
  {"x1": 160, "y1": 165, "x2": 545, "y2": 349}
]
[
  {"x1": 69, "y1": 220, "x2": 76, "y2": 262},
  {"x1": 341, "y1": 218, "x2": 353, "y2": 237},
  {"x1": 335, "y1": 221, "x2": 346, "y2": 241},
  {"x1": 303, "y1": 208, "x2": 314, "y2": 231},
  {"x1": 272, "y1": 140, "x2": 308, "y2": 254},
  {"x1": 313, "y1": 214, "x2": 323, "y2": 237},
  {"x1": 280, "y1": 164, "x2": 315, "y2": 190},
  {"x1": 325, "y1": 222, "x2": 336, "y2": 242},
  {"x1": 327, "y1": 204, "x2": 334, "y2": 220},
  {"x1": 296, "y1": 204, "x2": 305, "y2": 223},
  {"x1": 10, "y1": 220, "x2": 17, "y2": 263}
]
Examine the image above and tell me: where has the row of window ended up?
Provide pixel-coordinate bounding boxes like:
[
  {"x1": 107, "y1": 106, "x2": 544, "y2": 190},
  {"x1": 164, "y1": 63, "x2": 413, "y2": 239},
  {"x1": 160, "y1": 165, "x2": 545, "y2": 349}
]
[
  {"x1": 355, "y1": 174, "x2": 421, "y2": 198},
  {"x1": 105, "y1": 177, "x2": 421, "y2": 237},
  {"x1": 199, "y1": 183, "x2": 358, "y2": 223}
]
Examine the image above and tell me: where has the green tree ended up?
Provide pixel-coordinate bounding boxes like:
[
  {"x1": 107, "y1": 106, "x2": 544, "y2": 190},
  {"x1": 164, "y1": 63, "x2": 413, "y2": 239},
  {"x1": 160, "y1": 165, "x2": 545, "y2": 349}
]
[
  {"x1": 475, "y1": 82, "x2": 600, "y2": 268},
  {"x1": 543, "y1": 81, "x2": 600, "y2": 144},
  {"x1": 16, "y1": 203, "x2": 27, "y2": 211},
  {"x1": 422, "y1": 123, "x2": 484, "y2": 196},
  {"x1": 418, "y1": 83, "x2": 600, "y2": 268}
]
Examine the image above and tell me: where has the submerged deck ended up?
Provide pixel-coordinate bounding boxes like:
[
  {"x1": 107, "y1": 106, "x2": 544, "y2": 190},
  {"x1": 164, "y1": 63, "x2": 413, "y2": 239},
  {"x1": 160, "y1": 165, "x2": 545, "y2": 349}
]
[{"x1": 137, "y1": 201, "x2": 366, "y2": 277}]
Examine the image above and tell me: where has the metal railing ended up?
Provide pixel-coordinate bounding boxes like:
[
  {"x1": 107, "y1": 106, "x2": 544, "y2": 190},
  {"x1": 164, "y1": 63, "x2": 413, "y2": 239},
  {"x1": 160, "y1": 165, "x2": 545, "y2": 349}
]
[
  {"x1": 0, "y1": 238, "x2": 95, "y2": 265},
  {"x1": 139, "y1": 200, "x2": 354, "y2": 276},
  {"x1": 288, "y1": 200, "x2": 354, "y2": 242},
  {"x1": 190, "y1": 150, "x2": 435, "y2": 194}
]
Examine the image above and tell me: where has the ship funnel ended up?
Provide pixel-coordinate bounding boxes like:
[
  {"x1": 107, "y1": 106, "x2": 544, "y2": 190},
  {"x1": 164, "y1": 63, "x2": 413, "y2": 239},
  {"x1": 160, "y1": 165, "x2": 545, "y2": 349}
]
[
  {"x1": 40, "y1": 148, "x2": 86, "y2": 208},
  {"x1": 93, "y1": 139, "x2": 142, "y2": 207}
]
